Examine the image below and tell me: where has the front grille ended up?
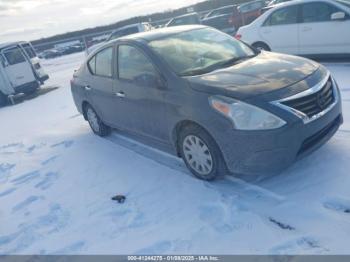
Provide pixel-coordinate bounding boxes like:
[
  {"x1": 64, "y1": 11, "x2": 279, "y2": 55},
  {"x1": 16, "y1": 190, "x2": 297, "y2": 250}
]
[{"x1": 281, "y1": 77, "x2": 334, "y2": 118}]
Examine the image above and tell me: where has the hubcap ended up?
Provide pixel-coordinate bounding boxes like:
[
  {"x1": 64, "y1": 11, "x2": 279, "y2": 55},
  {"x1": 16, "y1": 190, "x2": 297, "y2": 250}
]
[
  {"x1": 256, "y1": 46, "x2": 266, "y2": 51},
  {"x1": 183, "y1": 135, "x2": 213, "y2": 175},
  {"x1": 87, "y1": 108, "x2": 100, "y2": 133}
]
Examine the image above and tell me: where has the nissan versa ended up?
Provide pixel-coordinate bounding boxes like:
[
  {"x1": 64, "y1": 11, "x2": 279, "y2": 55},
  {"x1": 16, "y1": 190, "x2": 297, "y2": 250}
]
[{"x1": 71, "y1": 25, "x2": 343, "y2": 180}]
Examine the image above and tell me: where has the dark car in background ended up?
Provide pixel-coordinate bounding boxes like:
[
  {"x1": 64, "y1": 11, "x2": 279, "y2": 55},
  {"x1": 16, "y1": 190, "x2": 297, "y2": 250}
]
[
  {"x1": 87, "y1": 23, "x2": 153, "y2": 54},
  {"x1": 202, "y1": 1, "x2": 265, "y2": 35},
  {"x1": 71, "y1": 25, "x2": 342, "y2": 180},
  {"x1": 166, "y1": 13, "x2": 201, "y2": 27},
  {"x1": 62, "y1": 45, "x2": 84, "y2": 55},
  {"x1": 201, "y1": 5, "x2": 237, "y2": 34},
  {"x1": 236, "y1": 0, "x2": 266, "y2": 27},
  {"x1": 267, "y1": 0, "x2": 292, "y2": 6},
  {"x1": 39, "y1": 49, "x2": 61, "y2": 59}
]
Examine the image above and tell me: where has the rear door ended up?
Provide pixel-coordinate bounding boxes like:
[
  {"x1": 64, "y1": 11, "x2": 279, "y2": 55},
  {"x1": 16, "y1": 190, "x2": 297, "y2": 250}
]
[
  {"x1": 20, "y1": 43, "x2": 48, "y2": 81},
  {"x1": 85, "y1": 46, "x2": 116, "y2": 124},
  {"x1": 1, "y1": 46, "x2": 36, "y2": 87},
  {"x1": 298, "y1": 1, "x2": 350, "y2": 55},
  {"x1": 259, "y1": 5, "x2": 299, "y2": 54}
]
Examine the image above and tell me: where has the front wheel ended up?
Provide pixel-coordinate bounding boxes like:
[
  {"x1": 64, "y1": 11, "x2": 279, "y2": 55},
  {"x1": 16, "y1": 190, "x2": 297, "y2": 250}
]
[
  {"x1": 179, "y1": 125, "x2": 228, "y2": 181},
  {"x1": 85, "y1": 104, "x2": 110, "y2": 137},
  {"x1": 252, "y1": 42, "x2": 270, "y2": 52}
]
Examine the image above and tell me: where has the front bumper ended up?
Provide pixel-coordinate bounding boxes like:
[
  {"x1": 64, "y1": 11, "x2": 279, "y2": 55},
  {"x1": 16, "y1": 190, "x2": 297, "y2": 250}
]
[{"x1": 214, "y1": 91, "x2": 343, "y2": 175}]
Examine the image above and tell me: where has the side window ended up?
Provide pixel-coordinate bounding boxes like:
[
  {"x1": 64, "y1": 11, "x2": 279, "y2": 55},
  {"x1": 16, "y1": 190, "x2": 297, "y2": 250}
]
[
  {"x1": 118, "y1": 45, "x2": 158, "y2": 86},
  {"x1": 264, "y1": 5, "x2": 298, "y2": 26},
  {"x1": 3, "y1": 47, "x2": 26, "y2": 65},
  {"x1": 302, "y1": 2, "x2": 342, "y2": 23},
  {"x1": 88, "y1": 56, "x2": 96, "y2": 74},
  {"x1": 92, "y1": 47, "x2": 113, "y2": 77}
]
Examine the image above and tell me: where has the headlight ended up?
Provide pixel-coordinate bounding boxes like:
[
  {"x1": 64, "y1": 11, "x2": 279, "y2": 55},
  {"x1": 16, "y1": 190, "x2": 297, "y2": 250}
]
[{"x1": 209, "y1": 96, "x2": 286, "y2": 130}]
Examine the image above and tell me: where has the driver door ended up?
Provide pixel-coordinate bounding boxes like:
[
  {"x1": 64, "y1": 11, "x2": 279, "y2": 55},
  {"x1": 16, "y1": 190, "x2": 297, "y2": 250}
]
[
  {"x1": 298, "y1": 1, "x2": 350, "y2": 55},
  {"x1": 113, "y1": 44, "x2": 168, "y2": 142}
]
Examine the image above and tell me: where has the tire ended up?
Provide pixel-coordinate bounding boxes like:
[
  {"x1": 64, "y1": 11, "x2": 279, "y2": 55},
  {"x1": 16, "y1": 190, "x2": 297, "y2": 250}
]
[
  {"x1": 0, "y1": 92, "x2": 8, "y2": 107},
  {"x1": 252, "y1": 42, "x2": 271, "y2": 52},
  {"x1": 23, "y1": 82, "x2": 40, "y2": 95},
  {"x1": 84, "y1": 104, "x2": 111, "y2": 137},
  {"x1": 178, "y1": 124, "x2": 228, "y2": 181},
  {"x1": 23, "y1": 87, "x2": 38, "y2": 95}
]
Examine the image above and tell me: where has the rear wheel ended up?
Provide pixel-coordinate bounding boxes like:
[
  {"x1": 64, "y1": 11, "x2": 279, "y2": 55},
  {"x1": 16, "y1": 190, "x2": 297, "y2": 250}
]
[
  {"x1": 0, "y1": 92, "x2": 8, "y2": 107},
  {"x1": 23, "y1": 82, "x2": 40, "y2": 95},
  {"x1": 252, "y1": 42, "x2": 270, "y2": 51},
  {"x1": 84, "y1": 104, "x2": 110, "y2": 137},
  {"x1": 178, "y1": 124, "x2": 228, "y2": 181}
]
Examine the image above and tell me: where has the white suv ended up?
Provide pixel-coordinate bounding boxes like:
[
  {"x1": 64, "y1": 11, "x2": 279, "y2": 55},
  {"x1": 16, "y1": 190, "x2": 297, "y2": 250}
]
[{"x1": 236, "y1": 0, "x2": 350, "y2": 56}]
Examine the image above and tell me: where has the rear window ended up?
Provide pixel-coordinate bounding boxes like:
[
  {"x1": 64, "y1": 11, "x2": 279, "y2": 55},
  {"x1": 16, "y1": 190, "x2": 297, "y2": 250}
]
[
  {"x1": 239, "y1": 1, "x2": 264, "y2": 13},
  {"x1": 3, "y1": 47, "x2": 26, "y2": 65},
  {"x1": 169, "y1": 15, "x2": 199, "y2": 26},
  {"x1": 264, "y1": 5, "x2": 298, "y2": 26},
  {"x1": 208, "y1": 6, "x2": 234, "y2": 17}
]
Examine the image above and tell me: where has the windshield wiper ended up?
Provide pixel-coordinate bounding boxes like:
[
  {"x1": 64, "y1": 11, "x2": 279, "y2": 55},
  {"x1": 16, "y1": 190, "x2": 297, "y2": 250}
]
[
  {"x1": 180, "y1": 55, "x2": 256, "y2": 77},
  {"x1": 215, "y1": 55, "x2": 256, "y2": 68}
]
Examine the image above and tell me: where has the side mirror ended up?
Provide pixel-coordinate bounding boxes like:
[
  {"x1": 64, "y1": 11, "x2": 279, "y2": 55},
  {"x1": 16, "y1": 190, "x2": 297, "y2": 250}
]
[{"x1": 331, "y1": 12, "x2": 346, "y2": 21}]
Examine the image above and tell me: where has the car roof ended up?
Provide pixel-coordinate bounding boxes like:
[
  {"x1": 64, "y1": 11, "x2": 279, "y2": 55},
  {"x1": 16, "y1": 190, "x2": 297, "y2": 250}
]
[
  {"x1": 112, "y1": 22, "x2": 148, "y2": 33},
  {"x1": 268, "y1": 0, "x2": 345, "y2": 8},
  {"x1": 212, "y1": 5, "x2": 236, "y2": 10},
  {"x1": 113, "y1": 25, "x2": 207, "y2": 42},
  {"x1": 171, "y1": 12, "x2": 199, "y2": 19},
  {"x1": 0, "y1": 41, "x2": 27, "y2": 50}
]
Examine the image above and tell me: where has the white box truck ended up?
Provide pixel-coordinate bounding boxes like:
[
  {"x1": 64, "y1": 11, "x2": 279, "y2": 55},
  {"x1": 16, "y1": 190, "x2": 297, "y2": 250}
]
[{"x1": 0, "y1": 41, "x2": 49, "y2": 106}]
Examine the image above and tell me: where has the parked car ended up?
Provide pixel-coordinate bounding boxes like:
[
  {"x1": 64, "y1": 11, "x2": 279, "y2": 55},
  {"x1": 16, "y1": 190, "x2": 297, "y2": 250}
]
[
  {"x1": 204, "y1": 1, "x2": 264, "y2": 33},
  {"x1": 166, "y1": 13, "x2": 201, "y2": 27},
  {"x1": 0, "y1": 42, "x2": 49, "y2": 106},
  {"x1": 60, "y1": 44, "x2": 84, "y2": 55},
  {"x1": 236, "y1": 0, "x2": 350, "y2": 55},
  {"x1": 71, "y1": 25, "x2": 342, "y2": 180},
  {"x1": 201, "y1": 5, "x2": 237, "y2": 34},
  {"x1": 107, "y1": 23, "x2": 153, "y2": 42},
  {"x1": 39, "y1": 49, "x2": 61, "y2": 59},
  {"x1": 87, "y1": 23, "x2": 153, "y2": 54},
  {"x1": 236, "y1": 0, "x2": 266, "y2": 25}
]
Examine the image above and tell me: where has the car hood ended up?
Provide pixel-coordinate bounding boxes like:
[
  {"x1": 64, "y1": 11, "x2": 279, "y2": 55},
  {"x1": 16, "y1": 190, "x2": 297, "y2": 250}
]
[{"x1": 185, "y1": 51, "x2": 320, "y2": 100}]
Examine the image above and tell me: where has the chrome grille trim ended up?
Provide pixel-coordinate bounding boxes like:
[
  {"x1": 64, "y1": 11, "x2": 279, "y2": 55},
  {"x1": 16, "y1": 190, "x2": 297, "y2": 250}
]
[{"x1": 271, "y1": 72, "x2": 339, "y2": 124}]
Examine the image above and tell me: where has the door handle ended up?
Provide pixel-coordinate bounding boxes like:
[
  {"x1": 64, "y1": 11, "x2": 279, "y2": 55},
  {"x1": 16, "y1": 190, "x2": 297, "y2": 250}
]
[
  {"x1": 84, "y1": 85, "x2": 91, "y2": 91},
  {"x1": 115, "y1": 91, "x2": 125, "y2": 98}
]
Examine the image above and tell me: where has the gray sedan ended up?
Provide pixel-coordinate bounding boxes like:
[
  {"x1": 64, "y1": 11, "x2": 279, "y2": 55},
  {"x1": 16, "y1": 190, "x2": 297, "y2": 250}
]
[{"x1": 71, "y1": 25, "x2": 342, "y2": 180}]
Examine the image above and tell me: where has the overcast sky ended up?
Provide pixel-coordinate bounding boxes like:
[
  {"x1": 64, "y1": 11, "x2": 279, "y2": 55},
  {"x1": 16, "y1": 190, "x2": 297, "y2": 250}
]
[{"x1": 0, "y1": 0, "x2": 205, "y2": 43}]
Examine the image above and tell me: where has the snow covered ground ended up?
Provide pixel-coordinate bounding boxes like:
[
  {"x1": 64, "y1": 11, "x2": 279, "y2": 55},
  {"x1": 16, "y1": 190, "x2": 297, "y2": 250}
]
[{"x1": 0, "y1": 52, "x2": 350, "y2": 255}]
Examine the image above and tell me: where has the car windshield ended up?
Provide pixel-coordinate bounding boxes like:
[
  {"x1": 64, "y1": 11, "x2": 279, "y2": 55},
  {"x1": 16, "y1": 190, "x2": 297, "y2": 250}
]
[{"x1": 148, "y1": 28, "x2": 256, "y2": 76}]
